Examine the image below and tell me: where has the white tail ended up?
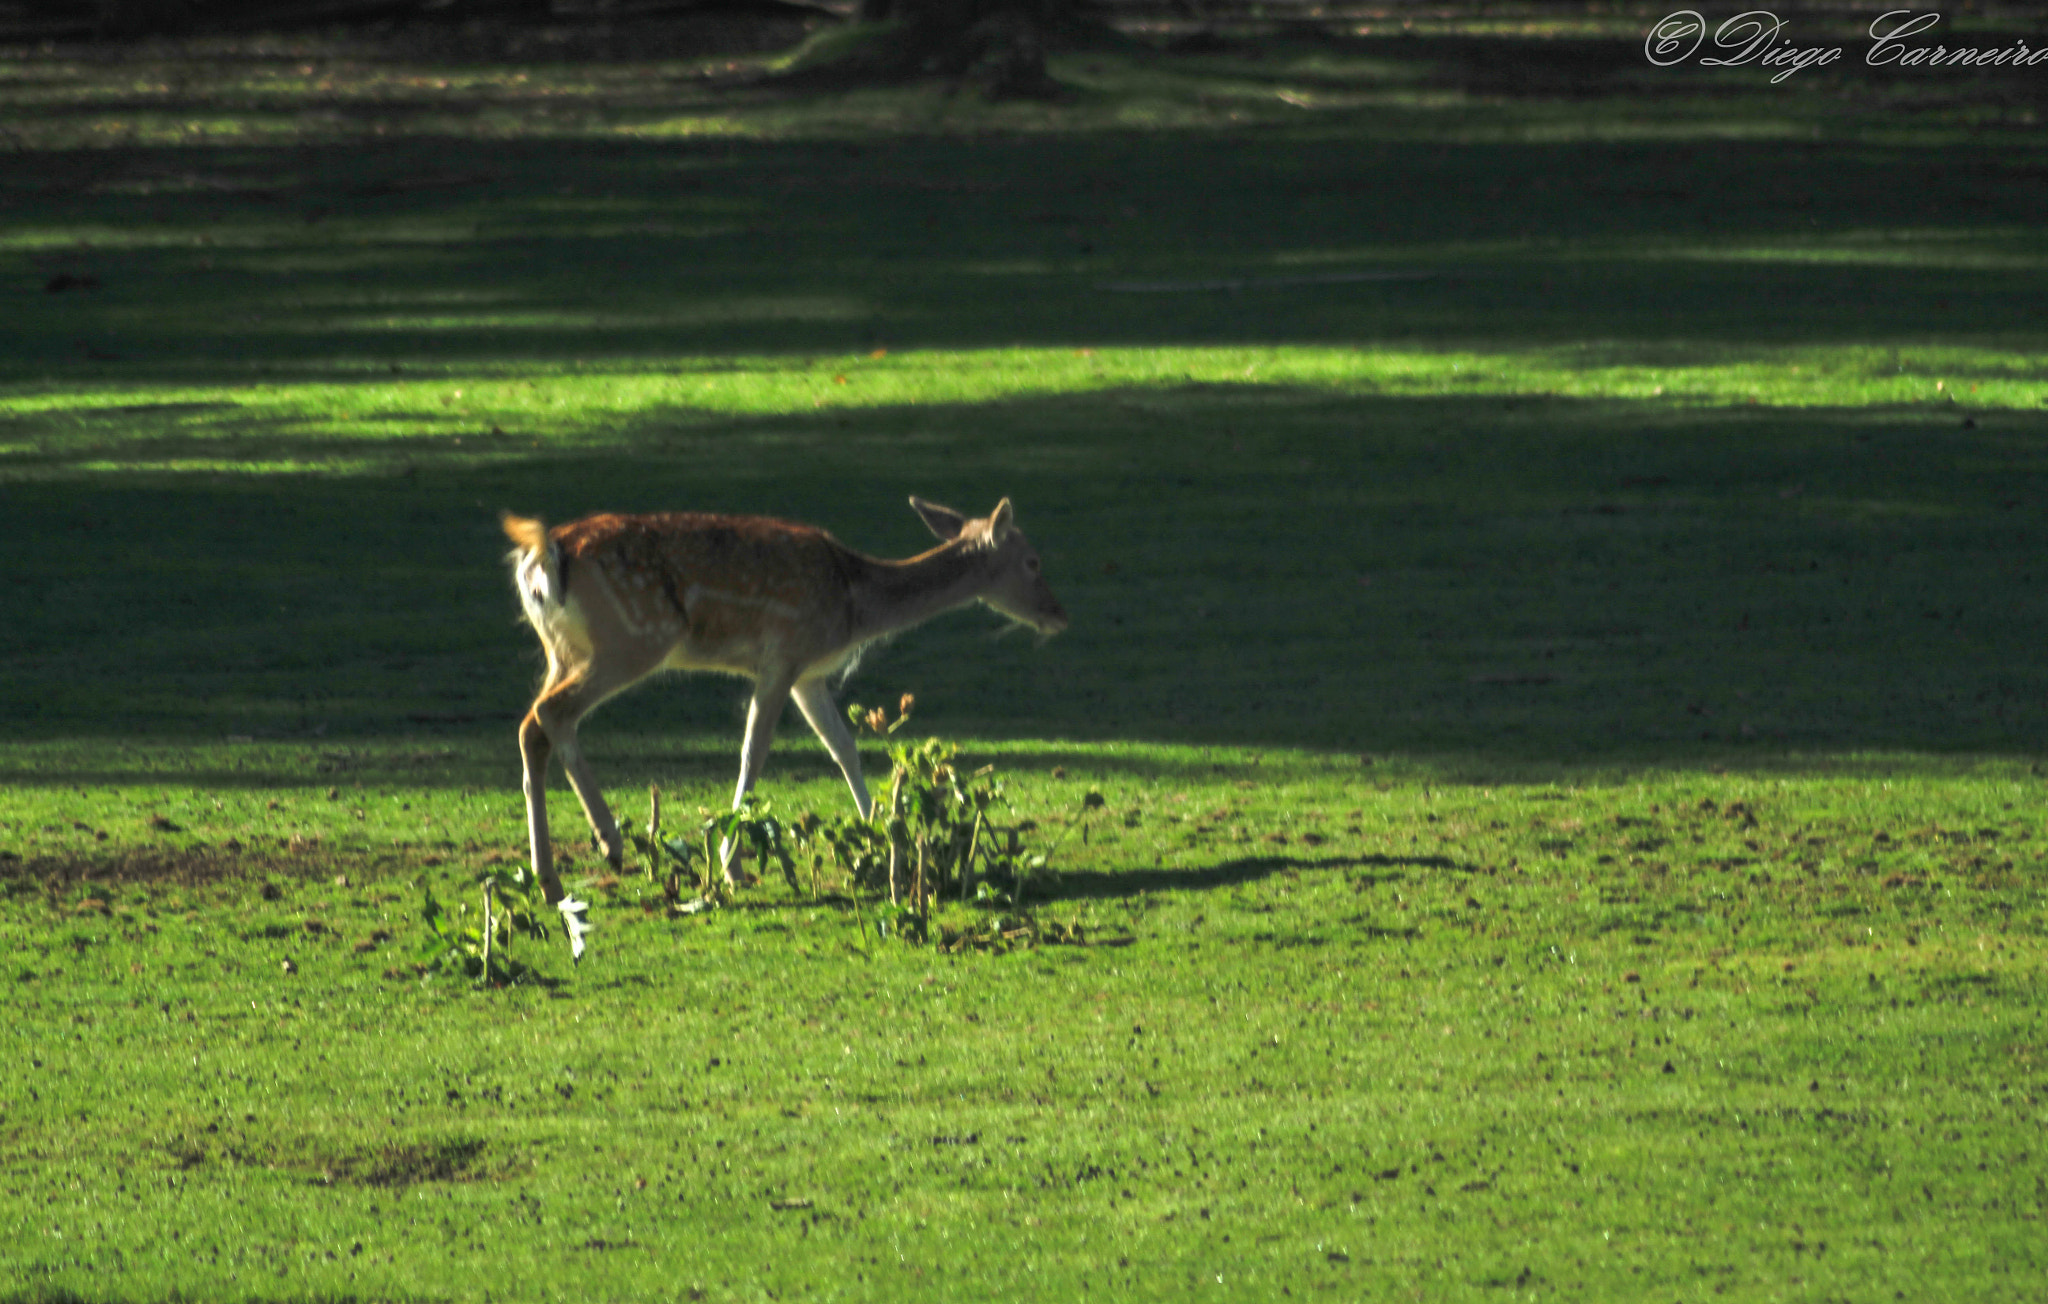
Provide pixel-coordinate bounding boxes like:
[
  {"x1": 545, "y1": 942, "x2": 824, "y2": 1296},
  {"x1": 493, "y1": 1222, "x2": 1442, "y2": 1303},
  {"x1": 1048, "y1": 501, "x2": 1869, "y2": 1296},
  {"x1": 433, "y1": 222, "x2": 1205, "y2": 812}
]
[{"x1": 502, "y1": 496, "x2": 1068, "y2": 902}]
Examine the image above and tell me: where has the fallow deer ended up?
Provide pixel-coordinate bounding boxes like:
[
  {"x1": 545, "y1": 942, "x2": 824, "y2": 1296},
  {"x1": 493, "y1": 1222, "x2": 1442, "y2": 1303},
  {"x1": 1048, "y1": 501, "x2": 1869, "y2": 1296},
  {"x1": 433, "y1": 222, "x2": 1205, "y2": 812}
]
[{"x1": 502, "y1": 497, "x2": 1068, "y2": 904}]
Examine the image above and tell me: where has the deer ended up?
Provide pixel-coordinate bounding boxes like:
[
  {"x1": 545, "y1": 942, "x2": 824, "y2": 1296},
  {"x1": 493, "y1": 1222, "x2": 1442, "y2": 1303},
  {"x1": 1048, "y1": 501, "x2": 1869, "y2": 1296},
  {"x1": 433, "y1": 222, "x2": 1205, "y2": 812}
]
[{"x1": 501, "y1": 497, "x2": 1068, "y2": 906}]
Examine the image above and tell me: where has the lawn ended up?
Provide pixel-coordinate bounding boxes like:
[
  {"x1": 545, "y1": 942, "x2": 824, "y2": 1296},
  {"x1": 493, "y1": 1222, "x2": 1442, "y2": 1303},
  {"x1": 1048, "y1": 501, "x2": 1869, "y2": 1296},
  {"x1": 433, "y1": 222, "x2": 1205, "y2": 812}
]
[{"x1": 2, "y1": 12, "x2": 2046, "y2": 1302}]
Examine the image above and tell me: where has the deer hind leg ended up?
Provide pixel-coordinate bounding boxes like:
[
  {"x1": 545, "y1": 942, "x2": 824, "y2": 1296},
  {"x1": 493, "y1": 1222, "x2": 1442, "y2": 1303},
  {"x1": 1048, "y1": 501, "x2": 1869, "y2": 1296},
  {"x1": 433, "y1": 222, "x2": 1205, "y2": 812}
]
[
  {"x1": 524, "y1": 647, "x2": 664, "y2": 897},
  {"x1": 793, "y1": 679, "x2": 872, "y2": 820},
  {"x1": 518, "y1": 703, "x2": 563, "y2": 903}
]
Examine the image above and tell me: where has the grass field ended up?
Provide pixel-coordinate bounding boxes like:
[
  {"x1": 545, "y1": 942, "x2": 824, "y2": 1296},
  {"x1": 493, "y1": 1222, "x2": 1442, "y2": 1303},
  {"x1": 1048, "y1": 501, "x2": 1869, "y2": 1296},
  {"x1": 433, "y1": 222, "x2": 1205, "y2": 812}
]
[{"x1": 3, "y1": 14, "x2": 2047, "y2": 1302}]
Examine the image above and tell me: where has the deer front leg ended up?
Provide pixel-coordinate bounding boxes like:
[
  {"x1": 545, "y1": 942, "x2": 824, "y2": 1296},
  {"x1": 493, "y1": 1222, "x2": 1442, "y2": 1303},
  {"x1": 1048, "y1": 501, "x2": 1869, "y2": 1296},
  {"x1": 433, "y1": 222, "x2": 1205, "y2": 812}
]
[
  {"x1": 528, "y1": 660, "x2": 645, "y2": 886},
  {"x1": 792, "y1": 679, "x2": 872, "y2": 820},
  {"x1": 724, "y1": 677, "x2": 794, "y2": 884},
  {"x1": 554, "y1": 729, "x2": 625, "y2": 874}
]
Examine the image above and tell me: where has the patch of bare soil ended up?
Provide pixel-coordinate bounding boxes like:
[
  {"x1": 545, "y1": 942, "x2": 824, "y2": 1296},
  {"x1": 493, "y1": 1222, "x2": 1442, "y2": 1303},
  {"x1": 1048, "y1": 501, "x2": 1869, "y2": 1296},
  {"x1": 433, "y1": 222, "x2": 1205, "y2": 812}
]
[{"x1": 0, "y1": 841, "x2": 427, "y2": 890}]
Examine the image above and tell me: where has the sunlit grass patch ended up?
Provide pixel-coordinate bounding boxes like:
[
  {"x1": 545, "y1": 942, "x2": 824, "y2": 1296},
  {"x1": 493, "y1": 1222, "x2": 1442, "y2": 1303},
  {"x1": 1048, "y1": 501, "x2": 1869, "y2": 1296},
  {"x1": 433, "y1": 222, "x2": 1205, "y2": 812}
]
[
  {"x1": 1649, "y1": 226, "x2": 2048, "y2": 271},
  {"x1": 2, "y1": 737, "x2": 2043, "y2": 1299},
  {"x1": 3, "y1": 341, "x2": 2042, "y2": 481}
]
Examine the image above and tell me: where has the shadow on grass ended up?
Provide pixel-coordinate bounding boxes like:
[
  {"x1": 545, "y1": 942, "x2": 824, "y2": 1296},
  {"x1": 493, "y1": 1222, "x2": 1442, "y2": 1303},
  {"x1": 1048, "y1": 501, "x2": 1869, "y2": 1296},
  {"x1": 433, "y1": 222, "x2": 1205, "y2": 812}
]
[
  {"x1": 7, "y1": 78, "x2": 2048, "y2": 385},
  {"x1": 1039, "y1": 852, "x2": 1458, "y2": 902},
  {"x1": 5, "y1": 382, "x2": 2045, "y2": 768}
]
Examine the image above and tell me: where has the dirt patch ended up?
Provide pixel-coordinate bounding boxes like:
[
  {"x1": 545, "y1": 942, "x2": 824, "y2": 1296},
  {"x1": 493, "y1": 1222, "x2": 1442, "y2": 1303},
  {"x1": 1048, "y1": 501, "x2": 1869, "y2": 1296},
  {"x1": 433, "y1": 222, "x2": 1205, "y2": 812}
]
[
  {"x1": 155, "y1": 1134, "x2": 505, "y2": 1189},
  {"x1": 1, "y1": 842, "x2": 424, "y2": 890},
  {"x1": 324, "y1": 1138, "x2": 495, "y2": 1188}
]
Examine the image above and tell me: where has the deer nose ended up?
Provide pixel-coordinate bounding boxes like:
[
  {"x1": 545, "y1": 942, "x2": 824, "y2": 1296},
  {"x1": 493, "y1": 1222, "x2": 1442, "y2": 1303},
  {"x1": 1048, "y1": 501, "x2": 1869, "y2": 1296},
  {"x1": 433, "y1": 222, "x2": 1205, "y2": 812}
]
[{"x1": 1039, "y1": 603, "x2": 1070, "y2": 636}]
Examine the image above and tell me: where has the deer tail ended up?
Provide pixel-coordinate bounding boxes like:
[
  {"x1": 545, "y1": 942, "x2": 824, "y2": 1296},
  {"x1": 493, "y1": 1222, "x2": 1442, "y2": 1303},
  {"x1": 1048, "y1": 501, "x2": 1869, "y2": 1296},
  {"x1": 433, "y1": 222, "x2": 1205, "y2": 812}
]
[{"x1": 501, "y1": 512, "x2": 563, "y2": 614}]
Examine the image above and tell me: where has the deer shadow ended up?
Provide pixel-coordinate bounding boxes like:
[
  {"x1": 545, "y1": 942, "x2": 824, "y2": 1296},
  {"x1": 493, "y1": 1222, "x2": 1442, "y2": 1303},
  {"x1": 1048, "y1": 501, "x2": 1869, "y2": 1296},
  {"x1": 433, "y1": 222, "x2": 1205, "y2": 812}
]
[{"x1": 1029, "y1": 851, "x2": 1469, "y2": 903}]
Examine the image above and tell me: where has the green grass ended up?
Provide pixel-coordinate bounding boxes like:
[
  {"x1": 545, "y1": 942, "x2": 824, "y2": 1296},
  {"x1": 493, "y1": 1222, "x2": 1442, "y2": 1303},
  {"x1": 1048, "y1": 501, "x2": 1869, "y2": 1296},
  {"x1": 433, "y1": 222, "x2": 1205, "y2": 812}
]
[
  {"x1": 9, "y1": 756, "x2": 2045, "y2": 1299},
  {"x1": 2, "y1": 18, "x2": 2046, "y2": 1303}
]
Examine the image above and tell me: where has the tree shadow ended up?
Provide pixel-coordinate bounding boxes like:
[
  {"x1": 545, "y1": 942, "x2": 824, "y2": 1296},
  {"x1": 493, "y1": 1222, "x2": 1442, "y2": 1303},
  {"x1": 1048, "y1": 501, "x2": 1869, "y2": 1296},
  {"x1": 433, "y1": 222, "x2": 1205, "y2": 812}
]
[
  {"x1": 8, "y1": 377, "x2": 2046, "y2": 766},
  {"x1": 9, "y1": 68, "x2": 2048, "y2": 388}
]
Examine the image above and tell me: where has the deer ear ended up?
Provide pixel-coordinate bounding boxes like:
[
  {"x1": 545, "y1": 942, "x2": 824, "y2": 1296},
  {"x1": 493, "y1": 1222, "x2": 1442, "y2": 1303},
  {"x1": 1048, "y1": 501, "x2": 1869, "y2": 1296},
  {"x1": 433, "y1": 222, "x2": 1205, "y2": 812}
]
[
  {"x1": 909, "y1": 496, "x2": 969, "y2": 541},
  {"x1": 989, "y1": 498, "x2": 1015, "y2": 539}
]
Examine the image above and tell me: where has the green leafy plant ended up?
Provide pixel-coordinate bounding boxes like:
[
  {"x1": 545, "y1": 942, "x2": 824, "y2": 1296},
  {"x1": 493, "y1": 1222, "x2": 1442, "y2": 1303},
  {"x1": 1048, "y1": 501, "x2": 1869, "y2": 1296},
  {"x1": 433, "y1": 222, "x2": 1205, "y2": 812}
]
[
  {"x1": 792, "y1": 805, "x2": 888, "y2": 896},
  {"x1": 708, "y1": 793, "x2": 801, "y2": 893},
  {"x1": 627, "y1": 785, "x2": 708, "y2": 911},
  {"x1": 630, "y1": 786, "x2": 804, "y2": 912},
  {"x1": 418, "y1": 863, "x2": 581, "y2": 986},
  {"x1": 790, "y1": 697, "x2": 1070, "y2": 948}
]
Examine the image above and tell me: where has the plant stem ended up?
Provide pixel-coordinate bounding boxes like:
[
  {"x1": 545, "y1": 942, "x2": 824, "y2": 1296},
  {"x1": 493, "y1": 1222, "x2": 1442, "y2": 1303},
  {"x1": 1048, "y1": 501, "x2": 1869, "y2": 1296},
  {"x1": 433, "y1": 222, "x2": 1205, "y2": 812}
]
[
  {"x1": 962, "y1": 809, "x2": 984, "y2": 903},
  {"x1": 647, "y1": 784, "x2": 661, "y2": 880},
  {"x1": 886, "y1": 768, "x2": 906, "y2": 905},
  {"x1": 848, "y1": 889, "x2": 872, "y2": 958},
  {"x1": 914, "y1": 839, "x2": 927, "y2": 933}
]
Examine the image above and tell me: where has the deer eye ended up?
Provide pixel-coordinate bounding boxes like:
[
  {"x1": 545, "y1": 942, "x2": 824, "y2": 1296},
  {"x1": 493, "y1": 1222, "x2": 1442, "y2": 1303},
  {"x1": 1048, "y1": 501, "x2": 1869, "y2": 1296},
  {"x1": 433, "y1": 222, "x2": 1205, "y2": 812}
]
[{"x1": 1026, "y1": 556, "x2": 1040, "y2": 574}]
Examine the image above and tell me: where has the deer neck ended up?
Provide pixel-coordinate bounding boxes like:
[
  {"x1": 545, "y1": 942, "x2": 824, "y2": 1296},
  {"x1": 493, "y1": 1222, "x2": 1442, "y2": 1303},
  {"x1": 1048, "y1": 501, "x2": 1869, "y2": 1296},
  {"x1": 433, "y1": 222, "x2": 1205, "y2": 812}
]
[{"x1": 850, "y1": 540, "x2": 992, "y2": 644}]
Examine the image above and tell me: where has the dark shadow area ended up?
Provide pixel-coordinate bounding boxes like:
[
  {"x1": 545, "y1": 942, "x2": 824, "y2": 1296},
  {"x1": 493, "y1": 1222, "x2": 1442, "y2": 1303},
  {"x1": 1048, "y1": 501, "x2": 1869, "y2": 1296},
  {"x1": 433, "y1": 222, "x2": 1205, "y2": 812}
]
[
  {"x1": 1037, "y1": 851, "x2": 1450, "y2": 901},
  {"x1": 4, "y1": 383, "x2": 2045, "y2": 770},
  {"x1": 6, "y1": 17, "x2": 2047, "y2": 384},
  {"x1": 9, "y1": 117, "x2": 2047, "y2": 383},
  {"x1": 4, "y1": 378, "x2": 2048, "y2": 773},
  {"x1": 2, "y1": 0, "x2": 830, "y2": 51}
]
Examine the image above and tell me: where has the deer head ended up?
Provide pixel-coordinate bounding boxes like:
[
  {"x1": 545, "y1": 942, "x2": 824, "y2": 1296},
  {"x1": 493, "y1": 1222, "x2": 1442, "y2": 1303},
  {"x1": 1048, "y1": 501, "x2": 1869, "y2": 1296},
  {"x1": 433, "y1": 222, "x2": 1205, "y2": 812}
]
[{"x1": 908, "y1": 496, "x2": 1069, "y2": 637}]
